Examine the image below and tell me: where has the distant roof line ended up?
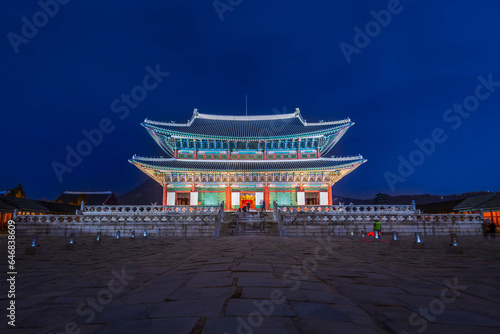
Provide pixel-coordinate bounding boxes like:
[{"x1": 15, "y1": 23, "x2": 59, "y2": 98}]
[{"x1": 63, "y1": 191, "x2": 113, "y2": 195}]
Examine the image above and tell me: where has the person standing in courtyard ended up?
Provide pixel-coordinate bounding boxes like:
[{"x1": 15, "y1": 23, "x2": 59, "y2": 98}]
[
  {"x1": 489, "y1": 220, "x2": 496, "y2": 239},
  {"x1": 483, "y1": 219, "x2": 490, "y2": 239},
  {"x1": 374, "y1": 220, "x2": 381, "y2": 238}
]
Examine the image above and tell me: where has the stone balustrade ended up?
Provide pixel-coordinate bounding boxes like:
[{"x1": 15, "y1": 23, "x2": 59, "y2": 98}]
[
  {"x1": 276, "y1": 209, "x2": 483, "y2": 237},
  {"x1": 14, "y1": 204, "x2": 484, "y2": 238},
  {"x1": 279, "y1": 204, "x2": 416, "y2": 214},
  {"x1": 81, "y1": 205, "x2": 220, "y2": 215},
  {"x1": 16, "y1": 205, "x2": 222, "y2": 238}
]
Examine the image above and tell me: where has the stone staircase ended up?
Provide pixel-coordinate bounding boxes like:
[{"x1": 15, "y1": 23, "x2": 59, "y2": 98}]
[{"x1": 221, "y1": 211, "x2": 278, "y2": 236}]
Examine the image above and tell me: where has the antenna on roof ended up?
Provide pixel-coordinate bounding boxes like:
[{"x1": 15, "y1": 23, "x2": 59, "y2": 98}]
[{"x1": 245, "y1": 94, "x2": 248, "y2": 116}]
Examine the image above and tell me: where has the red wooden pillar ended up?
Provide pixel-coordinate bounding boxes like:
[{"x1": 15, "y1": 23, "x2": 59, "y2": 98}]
[
  {"x1": 297, "y1": 139, "x2": 301, "y2": 159},
  {"x1": 162, "y1": 185, "x2": 168, "y2": 206},
  {"x1": 194, "y1": 140, "x2": 197, "y2": 159},
  {"x1": 226, "y1": 185, "x2": 231, "y2": 210},
  {"x1": 327, "y1": 184, "x2": 332, "y2": 206},
  {"x1": 264, "y1": 184, "x2": 270, "y2": 211}
]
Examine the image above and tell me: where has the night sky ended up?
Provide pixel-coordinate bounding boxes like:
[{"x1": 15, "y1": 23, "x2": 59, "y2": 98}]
[{"x1": 1, "y1": 0, "x2": 499, "y2": 200}]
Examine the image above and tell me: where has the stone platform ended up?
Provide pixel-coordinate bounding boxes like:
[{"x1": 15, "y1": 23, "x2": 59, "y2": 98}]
[
  {"x1": 14, "y1": 204, "x2": 485, "y2": 238},
  {"x1": 2, "y1": 235, "x2": 499, "y2": 333}
]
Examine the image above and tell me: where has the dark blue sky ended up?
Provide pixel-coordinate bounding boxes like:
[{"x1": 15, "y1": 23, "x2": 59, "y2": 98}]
[{"x1": 1, "y1": 0, "x2": 499, "y2": 200}]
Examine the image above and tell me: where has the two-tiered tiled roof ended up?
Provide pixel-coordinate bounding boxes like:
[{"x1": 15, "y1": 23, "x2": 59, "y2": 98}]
[{"x1": 130, "y1": 109, "x2": 366, "y2": 187}]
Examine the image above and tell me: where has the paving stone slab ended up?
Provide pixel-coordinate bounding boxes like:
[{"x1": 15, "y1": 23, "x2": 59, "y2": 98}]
[
  {"x1": 297, "y1": 319, "x2": 381, "y2": 334},
  {"x1": 150, "y1": 299, "x2": 226, "y2": 317},
  {"x1": 290, "y1": 301, "x2": 352, "y2": 321},
  {"x1": 169, "y1": 286, "x2": 237, "y2": 300},
  {"x1": 202, "y1": 316, "x2": 301, "y2": 334},
  {"x1": 225, "y1": 299, "x2": 294, "y2": 316},
  {"x1": 93, "y1": 318, "x2": 198, "y2": 334}
]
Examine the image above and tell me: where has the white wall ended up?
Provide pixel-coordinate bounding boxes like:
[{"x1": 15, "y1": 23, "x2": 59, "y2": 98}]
[
  {"x1": 320, "y1": 192, "x2": 328, "y2": 205},
  {"x1": 255, "y1": 192, "x2": 264, "y2": 206},
  {"x1": 190, "y1": 192, "x2": 199, "y2": 206},
  {"x1": 167, "y1": 192, "x2": 175, "y2": 206},
  {"x1": 231, "y1": 192, "x2": 240, "y2": 207},
  {"x1": 297, "y1": 192, "x2": 305, "y2": 205}
]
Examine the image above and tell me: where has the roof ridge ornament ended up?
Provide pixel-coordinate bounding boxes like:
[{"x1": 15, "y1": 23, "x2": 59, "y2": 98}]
[
  {"x1": 187, "y1": 109, "x2": 199, "y2": 126},
  {"x1": 295, "y1": 108, "x2": 308, "y2": 125}
]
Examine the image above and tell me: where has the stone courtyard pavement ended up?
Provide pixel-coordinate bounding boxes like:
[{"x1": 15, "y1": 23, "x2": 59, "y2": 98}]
[{"x1": 2, "y1": 235, "x2": 500, "y2": 334}]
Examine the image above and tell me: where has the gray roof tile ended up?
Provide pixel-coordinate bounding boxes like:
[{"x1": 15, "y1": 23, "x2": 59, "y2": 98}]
[{"x1": 454, "y1": 193, "x2": 496, "y2": 210}]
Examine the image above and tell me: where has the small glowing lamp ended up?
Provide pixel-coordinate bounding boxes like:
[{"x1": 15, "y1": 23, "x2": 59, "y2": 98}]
[
  {"x1": 131, "y1": 231, "x2": 135, "y2": 239},
  {"x1": 69, "y1": 233, "x2": 75, "y2": 244},
  {"x1": 96, "y1": 232, "x2": 101, "y2": 241},
  {"x1": 26, "y1": 234, "x2": 38, "y2": 255},
  {"x1": 143, "y1": 230, "x2": 147, "y2": 238},
  {"x1": 446, "y1": 233, "x2": 463, "y2": 254},
  {"x1": 450, "y1": 233, "x2": 458, "y2": 247},
  {"x1": 392, "y1": 231, "x2": 398, "y2": 241},
  {"x1": 415, "y1": 233, "x2": 422, "y2": 243},
  {"x1": 31, "y1": 234, "x2": 38, "y2": 247},
  {"x1": 116, "y1": 231, "x2": 121, "y2": 239}
]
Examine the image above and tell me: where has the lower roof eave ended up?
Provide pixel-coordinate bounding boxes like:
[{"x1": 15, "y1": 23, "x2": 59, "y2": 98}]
[{"x1": 129, "y1": 157, "x2": 367, "y2": 173}]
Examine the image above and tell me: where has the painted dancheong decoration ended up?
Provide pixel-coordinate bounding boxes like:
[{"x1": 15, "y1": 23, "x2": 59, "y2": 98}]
[{"x1": 129, "y1": 108, "x2": 366, "y2": 210}]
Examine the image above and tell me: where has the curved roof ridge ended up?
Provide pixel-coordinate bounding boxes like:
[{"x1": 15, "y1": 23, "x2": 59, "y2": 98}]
[
  {"x1": 144, "y1": 119, "x2": 189, "y2": 127},
  {"x1": 196, "y1": 112, "x2": 297, "y2": 121},
  {"x1": 131, "y1": 155, "x2": 365, "y2": 163},
  {"x1": 306, "y1": 118, "x2": 351, "y2": 126},
  {"x1": 323, "y1": 155, "x2": 365, "y2": 161}
]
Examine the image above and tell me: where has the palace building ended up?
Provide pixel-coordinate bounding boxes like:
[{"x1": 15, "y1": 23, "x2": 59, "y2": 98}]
[{"x1": 129, "y1": 108, "x2": 366, "y2": 210}]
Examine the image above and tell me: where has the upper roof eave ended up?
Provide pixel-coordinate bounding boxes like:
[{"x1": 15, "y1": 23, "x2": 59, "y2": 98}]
[
  {"x1": 141, "y1": 121, "x2": 353, "y2": 141},
  {"x1": 143, "y1": 108, "x2": 351, "y2": 129}
]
